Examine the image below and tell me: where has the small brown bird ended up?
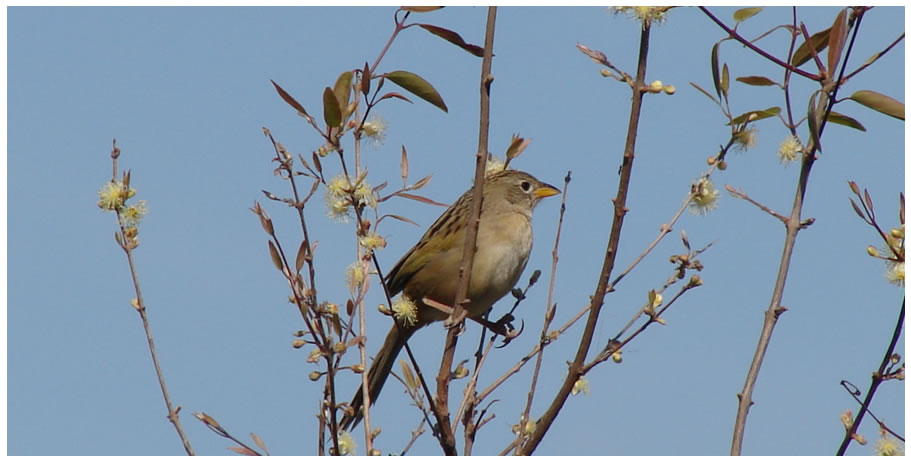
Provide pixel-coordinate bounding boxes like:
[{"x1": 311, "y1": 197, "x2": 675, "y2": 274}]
[{"x1": 340, "y1": 169, "x2": 560, "y2": 430}]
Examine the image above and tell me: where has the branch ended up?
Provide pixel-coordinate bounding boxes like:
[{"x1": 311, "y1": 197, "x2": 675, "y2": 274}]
[
  {"x1": 520, "y1": 20, "x2": 653, "y2": 455},
  {"x1": 435, "y1": 7, "x2": 498, "y2": 455},
  {"x1": 730, "y1": 8, "x2": 867, "y2": 455}
]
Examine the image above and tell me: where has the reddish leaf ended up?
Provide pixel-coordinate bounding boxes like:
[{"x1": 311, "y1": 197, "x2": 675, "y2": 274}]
[
  {"x1": 401, "y1": 6, "x2": 444, "y2": 12},
  {"x1": 377, "y1": 92, "x2": 414, "y2": 104},
  {"x1": 397, "y1": 192, "x2": 449, "y2": 207},
  {"x1": 401, "y1": 145, "x2": 409, "y2": 184},
  {"x1": 419, "y1": 24, "x2": 484, "y2": 57},
  {"x1": 381, "y1": 214, "x2": 420, "y2": 227},
  {"x1": 827, "y1": 9, "x2": 848, "y2": 76},
  {"x1": 229, "y1": 446, "x2": 258, "y2": 456},
  {"x1": 271, "y1": 80, "x2": 309, "y2": 117},
  {"x1": 361, "y1": 62, "x2": 371, "y2": 97}
]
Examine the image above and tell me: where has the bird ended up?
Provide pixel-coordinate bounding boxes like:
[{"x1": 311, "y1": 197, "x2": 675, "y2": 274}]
[{"x1": 340, "y1": 169, "x2": 560, "y2": 430}]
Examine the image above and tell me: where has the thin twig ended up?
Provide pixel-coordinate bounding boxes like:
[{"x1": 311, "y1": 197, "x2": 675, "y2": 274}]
[
  {"x1": 699, "y1": 7, "x2": 817, "y2": 81},
  {"x1": 514, "y1": 171, "x2": 571, "y2": 452},
  {"x1": 730, "y1": 8, "x2": 867, "y2": 455},
  {"x1": 725, "y1": 185, "x2": 788, "y2": 223},
  {"x1": 107, "y1": 142, "x2": 195, "y2": 455},
  {"x1": 519, "y1": 19, "x2": 653, "y2": 456},
  {"x1": 434, "y1": 7, "x2": 498, "y2": 455}
]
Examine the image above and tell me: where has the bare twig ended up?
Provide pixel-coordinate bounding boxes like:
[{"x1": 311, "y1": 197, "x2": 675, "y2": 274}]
[
  {"x1": 729, "y1": 8, "x2": 867, "y2": 455},
  {"x1": 514, "y1": 172, "x2": 571, "y2": 452},
  {"x1": 725, "y1": 184, "x2": 788, "y2": 223},
  {"x1": 105, "y1": 141, "x2": 195, "y2": 455},
  {"x1": 519, "y1": 18, "x2": 653, "y2": 456},
  {"x1": 434, "y1": 7, "x2": 498, "y2": 455},
  {"x1": 194, "y1": 412, "x2": 262, "y2": 456}
]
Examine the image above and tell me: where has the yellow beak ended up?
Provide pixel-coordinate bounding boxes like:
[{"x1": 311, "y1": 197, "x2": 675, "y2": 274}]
[{"x1": 535, "y1": 184, "x2": 561, "y2": 198}]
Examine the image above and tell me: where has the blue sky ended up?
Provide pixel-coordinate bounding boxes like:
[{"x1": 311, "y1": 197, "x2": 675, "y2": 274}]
[{"x1": 7, "y1": 6, "x2": 906, "y2": 456}]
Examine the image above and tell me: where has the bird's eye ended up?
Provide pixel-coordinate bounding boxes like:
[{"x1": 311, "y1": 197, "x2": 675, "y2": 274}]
[{"x1": 520, "y1": 180, "x2": 532, "y2": 192}]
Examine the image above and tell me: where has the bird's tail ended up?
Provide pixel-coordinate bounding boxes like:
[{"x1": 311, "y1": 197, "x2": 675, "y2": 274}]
[{"x1": 340, "y1": 322, "x2": 415, "y2": 431}]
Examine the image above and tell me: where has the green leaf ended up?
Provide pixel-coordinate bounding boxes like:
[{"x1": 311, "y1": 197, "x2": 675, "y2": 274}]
[
  {"x1": 733, "y1": 7, "x2": 763, "y2": 23},
  {"x1": 419, "y1": 24, "x2": 484, "y2": 57},
  {"x1": 807, "y1": 92, "x2": 822, "y2": 153},
  {"x1": 728, "y1": 106, "x2": 781, "y2": 126},
  {"x1": 792, "y1": 27, "x2": 830, "y2": 67},
  {"x1": 710, "y1": 42, "x2": 722, "y2": 99},
  {"x1": 721, "y1": 63, "x2": 730, "y2": 99},
  {"x1": 333, "y1": 71, "x2": 353, "y2": 117},
  {"x1": 271, "y1": 80, "x2": 309, "y2": 117},
  {"x1": 827, "y1": 111, "x2": 866, "y2": 132},
  {"x1": 322, "y1": 87, "x2": 341, "y2": 128},
  {"x1": 849, "y1": 90, "x2": 905, "y2": 121},
  {"x1": 385, "y1": 70, "x2": 448, "y2": 112},
  {"x1": 736, "y1": 75, "x2": 777, "y2": 87},
  {"x1": 827, "y1": 9, "x2": 848, "y2": 76}
]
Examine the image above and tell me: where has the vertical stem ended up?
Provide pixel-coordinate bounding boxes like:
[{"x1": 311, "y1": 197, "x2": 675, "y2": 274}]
[
  {"x1": 435, "y1": 6, "x2": 498, "y2": 455},
  {"x1": 730, "y1": 9, "x2": 865, "y2": 454},
  {"x1": 520, "y1": 21, "x2": 651, "y2": 456}
]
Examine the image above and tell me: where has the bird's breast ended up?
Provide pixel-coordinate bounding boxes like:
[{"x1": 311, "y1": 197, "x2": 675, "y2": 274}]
[{"x1": 467, "y1": 212, "x2": 533, "y2": 315}]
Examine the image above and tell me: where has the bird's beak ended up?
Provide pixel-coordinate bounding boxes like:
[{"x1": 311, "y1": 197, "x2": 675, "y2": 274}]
[{"x1": 535, "y1": 184, "x2": 561, "y2": 198}]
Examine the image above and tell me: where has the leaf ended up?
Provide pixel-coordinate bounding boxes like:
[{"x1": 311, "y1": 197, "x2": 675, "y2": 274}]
[
  {"x1": 397, "y1": 192, "x2": 449, "y2": 207},
  {"x1": 229, "y1": 447, "x2": 258, "y2": 456},
  {"x1": 807, "y1": 92, "x2": 822, "y2": 153},
  {"x1": 827, "y1": 111, "x2": 866, "y2": 132},
  {"x1": 361, "y1": 62, "x2": 371, "y2": 97},
  {"x1": 849, "y1": 90, "x2": 905, "y2": 121},
  {"x1": 733, "y1": 7, "x2": 762, "y2": 23},
  {"x1": 333, "y1": 71, "x2": 353, "y2": 114},
  {"x1": 376, "y1": 92, "x2": 414, "y2": 105},
  {"x1": 295, "y1": 240, "x2": 308, "y2": 272},
  {"x1": 736, "y1": 75, "x2": 777, "y2": 87},
  {"x1": 728, "y1": 106, "x2": 781, "y2": 126},
  {"x1": 721, "y1": 63, "x2": 730, "y2": 99},
  {"x1": 864, "y1": 189, "x2": 874, "y2": 217},
  {"x1": 268, "y1": 241, "x2": 283, "y2": 271},
  {"x1": 408, "y1": 174, "x2": 432, "y2": 191},
  {"x1": 792, "y1": 27, "x2": 830, "y2": 67},
  {"x1": 711, "y1": 42, "x2": 722, "y2": 98},
  {"x1": 381, "y1": 214, "x2": 420, "y2": 227},
  {"x1": 251, "y1": 433, "x2": 268, "y2": 454},
  {"x1": 419, "y1": 24, "x2": 484, "y2": 57},
  {"x1": 827, "y1": 9, "x2": 848, "y2": 76},
  {"x1": 849, "y1": 198, "x2": 866, "y2": 221},
  {"x1": 385, "y1": 71, "x2": 448, "y2": 112},
  {"x1": 401, "y1": 6, "x2": 444, "y2": 12},
  {"x1": 401, "y1": 145, "x2": 409, "y2": 184},
  {"x1": 322, "y1": 87, "x2": 341, "y2": 127},
  {"x1": 506, "y1": 134, "x2": 531, "y2": 160},
  {"x1": 577, "y1": 43, "x2": 609, "y2": 66},
  {"x1": 689, "y1": 81, "x2": 719, "y2": 104},
  {"x1": 271, "y1": 80, "x2": 309, "y2": 117}
]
